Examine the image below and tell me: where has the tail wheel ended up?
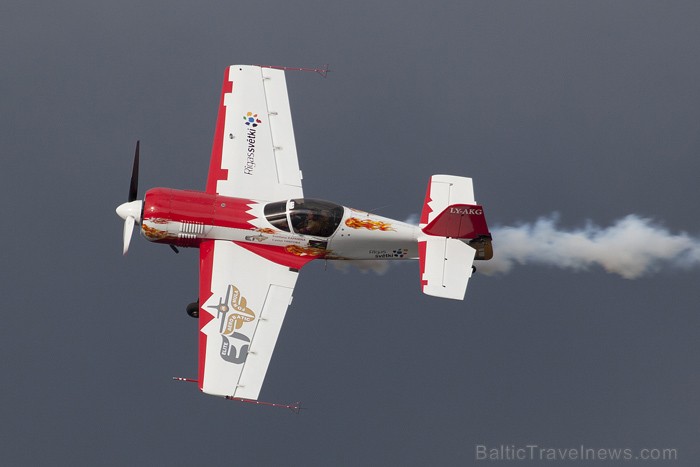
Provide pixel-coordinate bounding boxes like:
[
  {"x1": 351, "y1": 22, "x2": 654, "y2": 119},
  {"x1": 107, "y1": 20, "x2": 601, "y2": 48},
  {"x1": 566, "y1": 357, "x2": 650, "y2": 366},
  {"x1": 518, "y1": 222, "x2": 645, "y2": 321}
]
[{"x1": 186, "y1": 300, "x2": 199, "y2": 318}]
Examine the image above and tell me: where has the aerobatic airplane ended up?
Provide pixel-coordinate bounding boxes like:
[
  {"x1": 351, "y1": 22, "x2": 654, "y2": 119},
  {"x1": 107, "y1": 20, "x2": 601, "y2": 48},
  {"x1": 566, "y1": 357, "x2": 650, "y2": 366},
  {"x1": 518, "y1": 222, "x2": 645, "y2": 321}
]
[{"x1": 116, "y1": 65, "x2": 493, "y2": 404}]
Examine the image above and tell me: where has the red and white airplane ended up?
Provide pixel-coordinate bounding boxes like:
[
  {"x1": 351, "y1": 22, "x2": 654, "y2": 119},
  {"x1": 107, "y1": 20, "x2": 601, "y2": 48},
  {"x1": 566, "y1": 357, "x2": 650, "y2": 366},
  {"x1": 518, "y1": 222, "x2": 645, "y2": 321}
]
[{"x1": 116, "y1": 65, "x2": 493, "y2": 402}]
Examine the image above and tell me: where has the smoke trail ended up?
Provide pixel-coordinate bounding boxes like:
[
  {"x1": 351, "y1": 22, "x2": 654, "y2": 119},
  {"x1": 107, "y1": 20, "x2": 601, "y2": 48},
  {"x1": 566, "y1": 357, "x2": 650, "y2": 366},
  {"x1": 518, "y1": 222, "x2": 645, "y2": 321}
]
[
  {"x1": 478, "y1": 215, "x2": 700, "y2": 279},
  {"x1": 332, "y1": 260, "x2": 390, "y2": 275}
]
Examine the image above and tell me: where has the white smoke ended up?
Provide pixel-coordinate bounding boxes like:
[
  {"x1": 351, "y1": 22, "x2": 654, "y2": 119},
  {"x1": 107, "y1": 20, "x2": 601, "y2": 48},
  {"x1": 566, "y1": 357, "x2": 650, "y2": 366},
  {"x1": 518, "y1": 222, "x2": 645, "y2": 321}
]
[
  {"x1": 330, "y1": 213, "x2": 700, "y2": 278},
  {"x1": 403, "y1": 213, "x2": 420, "y2": 226},
  {"x1": 331, "y1": 260, "x2": 390, "y2": 275},
  {"x1": 478, "y1": 214, "x2": 700, "y2": 279}
]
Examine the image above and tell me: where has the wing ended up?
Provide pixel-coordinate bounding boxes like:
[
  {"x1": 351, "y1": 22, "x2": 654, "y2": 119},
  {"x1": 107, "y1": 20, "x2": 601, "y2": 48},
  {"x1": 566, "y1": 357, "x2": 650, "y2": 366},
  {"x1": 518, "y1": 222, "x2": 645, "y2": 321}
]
[
  {"x1": 198, "y1": 239, "x2": 299, "y2": 399},
  {"x1": 206, "y1": 65, "x2": 303, "y2": 201}
]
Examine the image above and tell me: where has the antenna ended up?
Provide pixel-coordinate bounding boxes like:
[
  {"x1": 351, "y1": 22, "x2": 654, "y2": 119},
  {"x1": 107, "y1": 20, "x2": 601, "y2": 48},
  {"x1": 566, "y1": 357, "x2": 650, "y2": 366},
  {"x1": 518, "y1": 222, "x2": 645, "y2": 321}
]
[
  {"x1": 226, "y1": 396, "x2": 303, "y2": 414},
  {"x1": 173, "y1": 377, "x2": 302, "y2": 413},
  {"x1": 255, "y1": 64, "x2": 331, "y2": 78},
  {"x1": 172, "y1": 376, "x2": 198, "y2": 383}
]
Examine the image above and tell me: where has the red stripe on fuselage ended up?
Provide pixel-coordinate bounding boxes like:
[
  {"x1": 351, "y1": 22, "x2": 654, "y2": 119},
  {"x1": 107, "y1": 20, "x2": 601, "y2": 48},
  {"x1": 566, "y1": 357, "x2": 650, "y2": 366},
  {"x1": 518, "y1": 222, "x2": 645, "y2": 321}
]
[{"x1": 206, "y1": 68, "x2": 233, "y2": 194}]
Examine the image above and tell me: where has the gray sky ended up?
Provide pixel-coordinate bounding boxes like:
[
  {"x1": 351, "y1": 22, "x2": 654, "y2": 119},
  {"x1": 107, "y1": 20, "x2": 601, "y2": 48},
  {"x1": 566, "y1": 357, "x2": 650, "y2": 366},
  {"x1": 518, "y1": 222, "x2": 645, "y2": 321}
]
[{"x1": 2, "y1": 1, "x2": 700, "y2": 465}]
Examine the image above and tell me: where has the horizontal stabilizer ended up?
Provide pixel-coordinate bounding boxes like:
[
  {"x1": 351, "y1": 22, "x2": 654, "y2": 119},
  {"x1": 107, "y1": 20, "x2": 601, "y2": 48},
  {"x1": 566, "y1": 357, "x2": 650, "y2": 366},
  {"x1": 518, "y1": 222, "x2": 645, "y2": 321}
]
[{"x1": 419, "y1": 236, "x2": 476, "y2": 300}]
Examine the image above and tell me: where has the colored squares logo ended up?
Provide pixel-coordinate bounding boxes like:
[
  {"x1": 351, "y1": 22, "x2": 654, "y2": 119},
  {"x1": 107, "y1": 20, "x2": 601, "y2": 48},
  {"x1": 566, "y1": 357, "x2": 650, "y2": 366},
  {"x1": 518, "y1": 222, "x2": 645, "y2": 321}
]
[
  {"x1": 243, "y1": 112, "x2": 262, "y2": 127},
  {"x1": 393, "y1": 248, "x2": 408, "y2": 258}
]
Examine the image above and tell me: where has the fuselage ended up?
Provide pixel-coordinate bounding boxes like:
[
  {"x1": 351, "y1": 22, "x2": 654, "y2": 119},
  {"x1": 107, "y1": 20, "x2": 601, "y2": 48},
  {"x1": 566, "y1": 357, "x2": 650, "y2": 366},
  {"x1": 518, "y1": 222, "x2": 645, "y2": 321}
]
[{"x1": 140, "y1": 188, "x2": 420, "y2": 262}]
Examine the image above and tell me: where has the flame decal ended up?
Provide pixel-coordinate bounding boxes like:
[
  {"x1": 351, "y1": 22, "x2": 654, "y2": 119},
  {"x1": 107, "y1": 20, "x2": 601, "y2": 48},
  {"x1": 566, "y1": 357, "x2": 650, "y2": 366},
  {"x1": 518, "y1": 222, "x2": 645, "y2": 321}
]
[
  {"x1": 141, "y1": 223, "x2": 169, "y2": 240},
  {"x1": 345, "y1": 217, "x2": 395, "y2": 231},
  {"x1": 285, "y1": 245, "x2": 328, "y2": 257}
]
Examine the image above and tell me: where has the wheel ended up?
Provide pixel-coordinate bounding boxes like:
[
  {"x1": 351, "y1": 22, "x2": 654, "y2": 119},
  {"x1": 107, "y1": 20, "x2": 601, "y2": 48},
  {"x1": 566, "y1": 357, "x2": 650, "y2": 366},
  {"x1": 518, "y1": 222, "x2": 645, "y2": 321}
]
[{"x1": 186, "y1": 300, "x2": 199, "y2": 318}]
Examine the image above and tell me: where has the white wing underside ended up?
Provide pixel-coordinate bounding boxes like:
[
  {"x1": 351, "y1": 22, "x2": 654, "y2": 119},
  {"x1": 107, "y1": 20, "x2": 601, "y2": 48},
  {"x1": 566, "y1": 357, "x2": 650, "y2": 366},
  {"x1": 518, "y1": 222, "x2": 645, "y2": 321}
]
[
  {"x1": 213, "y1": 65, "x2": 303, "y2": 201},
  {"x1": 198, "y1": 66, "x2": 303, "y2": 399},
  {"x1": 200, "y1": 240, "x2": 299, "y2": 399}
]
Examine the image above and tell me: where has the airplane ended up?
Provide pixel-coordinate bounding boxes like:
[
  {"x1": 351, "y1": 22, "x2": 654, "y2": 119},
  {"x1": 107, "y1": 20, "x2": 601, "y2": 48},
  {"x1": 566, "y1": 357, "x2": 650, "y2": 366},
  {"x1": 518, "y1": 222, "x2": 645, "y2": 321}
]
[{"x1": 116, "y1": 65, "x2": 493, "y2": 404}]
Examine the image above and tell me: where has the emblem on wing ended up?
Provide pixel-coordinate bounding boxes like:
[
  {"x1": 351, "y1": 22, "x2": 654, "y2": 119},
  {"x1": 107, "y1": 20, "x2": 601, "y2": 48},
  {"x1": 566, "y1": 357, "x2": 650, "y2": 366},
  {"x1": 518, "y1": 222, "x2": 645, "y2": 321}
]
[
  {"x1": 225, "y1": 285, "x2": 256, "y2": 332},
  {"x1": 208, "y1": 284, "x2": 256, "y2": 364},
  {"x1": 243, "y1": 111, "x2": 262, "y2": 127}
]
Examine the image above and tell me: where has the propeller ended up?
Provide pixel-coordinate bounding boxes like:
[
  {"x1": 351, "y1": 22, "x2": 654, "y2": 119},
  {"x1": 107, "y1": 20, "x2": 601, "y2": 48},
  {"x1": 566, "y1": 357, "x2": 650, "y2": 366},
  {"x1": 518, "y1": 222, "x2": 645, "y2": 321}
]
[
  {"x1": 129, "y1": 141, "x2": 139, "y2": 202},
  {"x1": 116, "y1": 141, "x2": 143, "y2": 255}
]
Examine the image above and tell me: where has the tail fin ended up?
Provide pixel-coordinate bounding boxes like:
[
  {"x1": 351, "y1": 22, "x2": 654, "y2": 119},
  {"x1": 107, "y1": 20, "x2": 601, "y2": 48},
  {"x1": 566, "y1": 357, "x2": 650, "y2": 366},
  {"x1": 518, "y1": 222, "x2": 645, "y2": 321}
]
[
  {"x1": 419, "y1": 175, "x2": 474, "y2": 225},
  {"x1": 418, "y1": 175, "x2": 492, "y2": 300}
]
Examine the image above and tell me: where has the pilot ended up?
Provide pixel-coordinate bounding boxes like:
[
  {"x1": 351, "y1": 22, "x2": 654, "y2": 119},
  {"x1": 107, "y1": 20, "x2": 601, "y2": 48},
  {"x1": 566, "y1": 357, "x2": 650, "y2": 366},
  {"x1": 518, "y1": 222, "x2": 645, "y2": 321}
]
[{"x1": 298, "y1": 214, "x2": 322, "y2": 235}]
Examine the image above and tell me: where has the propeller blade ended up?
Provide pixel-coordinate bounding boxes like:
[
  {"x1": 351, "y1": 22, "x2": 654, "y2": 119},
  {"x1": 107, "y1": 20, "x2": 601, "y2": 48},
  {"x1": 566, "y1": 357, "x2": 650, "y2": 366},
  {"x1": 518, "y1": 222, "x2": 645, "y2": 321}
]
[
  {"x1": 128, "y1": 141, "x2": 140, "y2": 202},
  {"x1": 123, "y1": 216, "x2": 135, "y2": 255}
]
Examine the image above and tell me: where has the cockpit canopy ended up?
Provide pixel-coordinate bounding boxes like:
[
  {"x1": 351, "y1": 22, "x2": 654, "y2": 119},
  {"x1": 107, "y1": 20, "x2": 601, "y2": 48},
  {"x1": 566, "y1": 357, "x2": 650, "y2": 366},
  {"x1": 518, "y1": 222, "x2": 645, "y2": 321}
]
[{"x1": 264, "y1": 198, "x2": 344, "y2": 237}]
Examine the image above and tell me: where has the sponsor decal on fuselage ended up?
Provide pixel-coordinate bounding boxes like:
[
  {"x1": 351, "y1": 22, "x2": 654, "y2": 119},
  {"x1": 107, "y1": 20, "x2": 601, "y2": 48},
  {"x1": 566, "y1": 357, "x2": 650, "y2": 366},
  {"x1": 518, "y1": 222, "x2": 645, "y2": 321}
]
[
  {"x1": 244, "y1": 234, "x2": 268, "y2": 242},
  {"x1": 369, "y1": 248, "x2": 408, "y2": 259},
  {"x1": 269, "y1": 235, "x2": 305, "y2": 245}
]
